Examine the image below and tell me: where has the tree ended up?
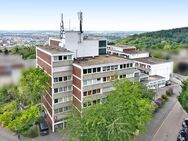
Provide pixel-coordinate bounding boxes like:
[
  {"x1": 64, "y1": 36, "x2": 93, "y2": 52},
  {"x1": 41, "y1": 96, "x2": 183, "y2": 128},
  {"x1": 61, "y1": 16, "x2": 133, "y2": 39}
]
[
  {"x1": 178, "y1": 80, "x2": 188, "y2": 112},
  {"x1": 7, "y1": 105, "x2": 40, "y2": 134},
  {"x1": 0, "y1": 85, "x2": 18, "y2": 106},
  {"x1": 19, "y1": 68, "x2": 49, "y2": 105},
  {"x1": 63, "y1": 79, "x2": 154, "y2": 141}
]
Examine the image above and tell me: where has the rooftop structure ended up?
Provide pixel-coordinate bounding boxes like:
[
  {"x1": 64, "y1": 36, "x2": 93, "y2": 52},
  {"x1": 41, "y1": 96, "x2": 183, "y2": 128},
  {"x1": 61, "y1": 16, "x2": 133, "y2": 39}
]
[{"x1": 134, "y1": 57, "x2": 170, "y2": 65}]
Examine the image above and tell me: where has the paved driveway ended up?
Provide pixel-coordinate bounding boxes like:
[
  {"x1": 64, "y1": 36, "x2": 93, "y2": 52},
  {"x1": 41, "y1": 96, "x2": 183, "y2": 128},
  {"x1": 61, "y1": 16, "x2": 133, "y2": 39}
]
[{"x1": 151, "y1": 102, "x2": 187, "y2": 141}]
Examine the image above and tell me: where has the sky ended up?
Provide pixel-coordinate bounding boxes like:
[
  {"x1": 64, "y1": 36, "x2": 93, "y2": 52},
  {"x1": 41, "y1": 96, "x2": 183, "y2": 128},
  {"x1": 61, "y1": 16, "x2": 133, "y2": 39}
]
[{"x1": 0, "y1": 0, "x2": 188, "y2": 31}]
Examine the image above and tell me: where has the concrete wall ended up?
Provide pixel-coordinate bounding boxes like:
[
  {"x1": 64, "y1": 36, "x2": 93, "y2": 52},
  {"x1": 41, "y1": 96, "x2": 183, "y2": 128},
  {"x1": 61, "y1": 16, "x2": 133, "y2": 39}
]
[
  {"x1": 150, "y1": 62, "x2": 173, "y2": 80},
  {"x1": 65, "y1": 32, "x2": 99, "y2": 58}
]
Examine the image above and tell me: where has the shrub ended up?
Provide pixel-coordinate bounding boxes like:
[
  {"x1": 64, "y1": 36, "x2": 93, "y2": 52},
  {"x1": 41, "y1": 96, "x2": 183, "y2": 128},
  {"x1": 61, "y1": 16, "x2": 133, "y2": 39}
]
[
  {"x1": 27, "y1": 125, "x2": 39, "y2": 138},
  {"x1": 161, "y1": 94, "x2": 168, "y2": 101}
]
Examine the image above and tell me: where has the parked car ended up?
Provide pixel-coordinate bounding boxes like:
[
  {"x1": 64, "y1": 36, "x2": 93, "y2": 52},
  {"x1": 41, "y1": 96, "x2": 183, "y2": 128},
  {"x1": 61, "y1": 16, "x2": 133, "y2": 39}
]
[
  {"x1": 177, "y1": 118, "x2": 188, "y2": 141},
  {"x1": 177, "y1": 128, "x2": 188, "y2": 141},
  {"x1": 39, "y1": 120, "x2": 49, "y2": 136},
  {"x1": 182, "y1": 118, "x2": 188, "y2": 130}
]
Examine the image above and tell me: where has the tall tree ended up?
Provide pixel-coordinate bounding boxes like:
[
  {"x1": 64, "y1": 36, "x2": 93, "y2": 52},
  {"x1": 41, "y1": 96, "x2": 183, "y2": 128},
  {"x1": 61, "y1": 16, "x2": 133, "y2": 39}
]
[
  {"x1": 63, "y1": 79, "x2": 154, "y2": 141},
  {"x1": 178, "y1": 80, "x2": 188, "y2": 112},
  {"x1": 19, "y1": 67, "x2": 49, "y2": 105}
]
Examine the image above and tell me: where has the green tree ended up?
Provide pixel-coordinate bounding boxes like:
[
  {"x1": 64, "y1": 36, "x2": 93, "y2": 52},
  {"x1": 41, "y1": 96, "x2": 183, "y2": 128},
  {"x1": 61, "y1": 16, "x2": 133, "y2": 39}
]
[
  {"x1": 0, "y1": 85, "x2": 18, "y2": 106},
  {"x1": 7, "y1": 105, "x2": 40, "y2": 134},
  {"x1": 63, "y1": 79, "x2": 154, "y2": 141},
  {"x1": 178, "y1": 80, "x2": 188, "y2": 112},
  {"x1": 19, "y1": 67, "x2": 49, "y2": 105}
]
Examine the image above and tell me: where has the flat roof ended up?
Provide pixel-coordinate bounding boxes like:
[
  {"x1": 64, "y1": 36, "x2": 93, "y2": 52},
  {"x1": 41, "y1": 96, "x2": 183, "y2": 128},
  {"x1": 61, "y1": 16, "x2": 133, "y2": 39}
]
[
  {"x1": 73, "y1": 55, "x2": 131, "y2": 67},
  {"x1": 134, "y1": 57, "x2": 170, "y2": 64},
  {"x1": 38, "y1": 46, "x2": 72, "y2": 54},
  {"x1": 108, "y1": 45, "x2": 136, "y2": 49}
]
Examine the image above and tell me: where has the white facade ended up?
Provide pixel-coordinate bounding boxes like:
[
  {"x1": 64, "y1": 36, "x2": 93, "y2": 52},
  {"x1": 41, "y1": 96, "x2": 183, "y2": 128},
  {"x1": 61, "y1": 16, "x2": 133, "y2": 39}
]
[
  {"x1": 107, "y1": 45, "x2": 149, "y2": 59},
  {"x1": 63, "y1": 31, "x2": 99, "y2": 58},
  {"x1": 150, "y1": 62, "x2": 173, "y2": 81},
  {"x1": 135, "y1": 60, "x2": 173, "y2": 81}
]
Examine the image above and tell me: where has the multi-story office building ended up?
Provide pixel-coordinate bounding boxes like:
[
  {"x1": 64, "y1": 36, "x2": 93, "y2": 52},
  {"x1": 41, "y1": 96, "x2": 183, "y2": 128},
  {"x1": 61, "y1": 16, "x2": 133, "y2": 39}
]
[
  {"x1": 36, "y1": 46, "x2": 74, "y2": 131},
  {"x1": 72, "y1": 55, "x2": 141, "y2": 113},
  {"x1": 36, "y1": 12, "x2": 173, "y2": 131}
]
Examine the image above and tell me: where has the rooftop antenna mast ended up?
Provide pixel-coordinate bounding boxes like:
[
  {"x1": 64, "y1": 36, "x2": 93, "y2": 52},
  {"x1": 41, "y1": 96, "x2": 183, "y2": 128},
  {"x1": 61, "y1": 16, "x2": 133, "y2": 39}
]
[
  {"x1": 77, "y1": 11, "x2": 83, "y2": 33},
  {"x1": 60, "y1": 13, "x2": 64, "y2": 39}
]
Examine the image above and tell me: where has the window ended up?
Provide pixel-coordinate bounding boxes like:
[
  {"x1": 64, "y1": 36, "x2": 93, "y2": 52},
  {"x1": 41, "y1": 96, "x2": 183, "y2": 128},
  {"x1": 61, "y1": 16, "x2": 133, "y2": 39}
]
[
  {"x1": 64, "y1": 106, "x2": 70, "y2": 112},
  {"x1": 88, "y1": 69, "x2": 92, "y2": 74},
  {"x1": 107, "y1": 66, "x2": 110, "y2": 71},
  {"x1": 59, "y1": 108, "x2": 63, "y2": 113},
  {"x1": 114, "y1": 65, "x2": 118, "y2": 70},
  {"x1": 127, "y1": 64, "x2": 130, "y2": 68},
  {"x1": 103, "y1": 66, "x2": 107, "y2": 72},
  {"x1": 59, "y1": 98, "x2": 62, "y2": 102},
  {"x1": 54, "y1": 88, "x2": 58, "y2": 93},
  {"x1": 93, "y1": 68, "x2": 96, "y2": 73},
  {"x1": 64, "y1": 76, "x2": 67, "y2": 81},
  {"x1": 111, "y1": 75, "x2": 115, "y2": 80},
  {"x1": 58, "y1": 56, "x2": 62, "y2": 60},
  {"x1": 107, "y1": 76, "x2": 111, "y2": 81},
  {"x1": 54, "y1": 99, "x2": 58, "y2": 103},
  {"x1": 54, "y1": 56, "x2": 58, "y2": 61},
  {"x1": 63, "y1": 56, "x2": 67, "y2": 60},
  {"x1": 103, "y1": 77, "x2": 106, "y2": 82},
  {"x1": 83, "y1": 92, "x2": 87, "y2": 96},
  {"x1": 130, "y1": 63, "x2": 133, "y2": 67},
  {"x1": 83, "y1": 80, "x2": 87, "y2": 86},
  {"x1": 120, "y1": 65, "x2": 123, "y2": 69},
  {"x1": 83, "y1": 69, "x2": 87, "y2": 74},
  {"x1": 99, "y1": 40, "x2": 107, "y2": 47},
  {"x1": 97, "y1": 67, "x2": 101, "y2": 72},
  {"x1": 68, "y1": 86, "x2": 72, "y2": 91},
  {"x1": 59, "y1": 87, "x2": 63, "y2": 92},
  {"x1": 83, "y1": 103, "x2": 87, "y2": 107},
  {"x1": 67, "y1": 76, "x2": 71, "y2": 80},
  {"x1": 68, "y1": 55, "x2": 72, "y2": 60},
  {"x1": 111, "y1": 66, "x2": 115, "y2": 70},
  {"x1": 93, "y1": 89, "x2": 97, "y2": 94},
  {"x1": 62, "y1": 87, "x2": 66, "y2": 92},
  {"x1": 88, "y1": 91, "x2": 92, "y2": 95},
  {"x1": 59, "y1": 77, "x2": 62, "y2": 82},
  {"x1": 99, "y1": 48, "x2": 106, "y2": 55},
  {"x1": 54, "y1": 109, "x2": 58, "y2": 114},
  {"x1": 54, "y1": 78, "x2": 58, "y2": 83},
  {"x1": 97, "y1": 89, "x2": 100, "y2": 93}
]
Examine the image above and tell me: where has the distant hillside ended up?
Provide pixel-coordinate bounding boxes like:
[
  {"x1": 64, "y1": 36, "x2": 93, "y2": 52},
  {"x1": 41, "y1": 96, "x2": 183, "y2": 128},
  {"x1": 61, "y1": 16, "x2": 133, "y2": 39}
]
[{"x1": 116, "y1": 27, "x2": 188, "y2": 49}]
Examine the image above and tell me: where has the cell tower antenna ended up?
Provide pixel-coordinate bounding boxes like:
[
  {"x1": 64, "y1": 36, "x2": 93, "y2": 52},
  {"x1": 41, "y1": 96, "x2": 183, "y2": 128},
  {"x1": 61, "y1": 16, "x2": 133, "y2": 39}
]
[
  {"x1": 77, "y1": 11, "x2": 83, "y2": 33},
  {"x1": 60, "y1": 13, "x2": 64, "y2": 39}
]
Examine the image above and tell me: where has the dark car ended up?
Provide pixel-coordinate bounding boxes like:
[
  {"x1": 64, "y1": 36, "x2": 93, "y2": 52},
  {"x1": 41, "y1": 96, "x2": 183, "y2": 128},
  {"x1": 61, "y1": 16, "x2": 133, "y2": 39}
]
[
  {"x1": 183, "y1": 118, "x2": 188, "y2": 127},
  {"x1": 39, "y1": 120, "x2": 49, "y2": 136},
  {"x1": 177, "y1": 128, "x2": 188, "y2": 141}
]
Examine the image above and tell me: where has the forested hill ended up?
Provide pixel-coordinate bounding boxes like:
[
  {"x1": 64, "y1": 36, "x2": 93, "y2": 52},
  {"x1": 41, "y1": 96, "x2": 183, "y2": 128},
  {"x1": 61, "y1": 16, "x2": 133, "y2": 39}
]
[{"x1": 116, "y1": 27, "x2": 188, "y2": 49}]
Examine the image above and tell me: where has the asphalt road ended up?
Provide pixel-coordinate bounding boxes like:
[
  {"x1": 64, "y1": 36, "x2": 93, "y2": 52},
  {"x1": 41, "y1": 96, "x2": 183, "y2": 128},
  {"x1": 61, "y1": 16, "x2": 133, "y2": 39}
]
[{"x1": 151, "y1": 101, "x2": 187, "y2": 141}]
